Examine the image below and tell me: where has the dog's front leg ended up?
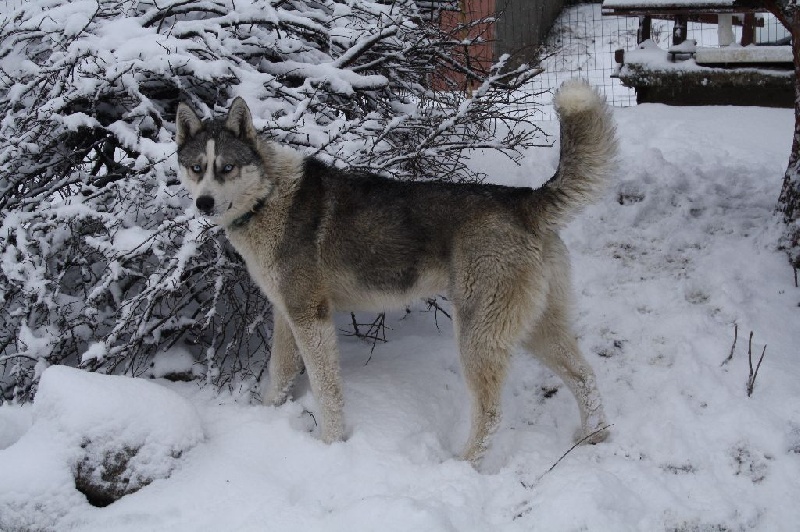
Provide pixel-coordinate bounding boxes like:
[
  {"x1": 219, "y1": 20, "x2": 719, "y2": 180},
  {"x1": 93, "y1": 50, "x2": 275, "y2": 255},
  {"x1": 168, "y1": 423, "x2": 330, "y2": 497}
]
[
  {"x1": 264, "y1": 310, "x2": 305, "y2": 407},
  {"x1": 286, "y1": 306, "x2": 345, "y2": 444}
]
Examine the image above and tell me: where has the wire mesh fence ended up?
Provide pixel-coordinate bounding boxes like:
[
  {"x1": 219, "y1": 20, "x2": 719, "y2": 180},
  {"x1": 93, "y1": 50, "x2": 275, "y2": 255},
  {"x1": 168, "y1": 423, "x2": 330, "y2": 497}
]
[
  {"x1": 526, "y1": 3, "x2": 790, "y2": 120},
  {"x1": 0, "y1": 0, "x2": 23, "y2": 11},
  {"x1": 526, "y1": 2, "x2": 638, "y2": 120}
]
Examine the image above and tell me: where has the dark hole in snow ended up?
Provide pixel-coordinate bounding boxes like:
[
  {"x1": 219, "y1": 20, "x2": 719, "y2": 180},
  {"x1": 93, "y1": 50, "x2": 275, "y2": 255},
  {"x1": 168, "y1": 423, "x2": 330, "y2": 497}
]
[
  {"x1": 74, "y1": 446, "x2": 145, "y2": 508},
  {"x1": 77, "y1": 482, "x2": 118, "y2": 508},
  {"x1": 149, "y1": 370, "x2": 196, "y2": 382}
]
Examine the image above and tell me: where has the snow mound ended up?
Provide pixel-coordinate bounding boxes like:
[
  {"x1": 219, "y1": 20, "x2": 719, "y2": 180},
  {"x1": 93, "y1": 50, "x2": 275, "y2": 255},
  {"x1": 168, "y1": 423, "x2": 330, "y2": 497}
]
[
  {"x1": 0, "y1": 366, "x2": 204, "y2": 527},
  {"x1": 0, "y1": 405, "x2": 32, "y2": 450},
  {"x1": 35, "y1": 366, "x2": 204, "y2": 448}
]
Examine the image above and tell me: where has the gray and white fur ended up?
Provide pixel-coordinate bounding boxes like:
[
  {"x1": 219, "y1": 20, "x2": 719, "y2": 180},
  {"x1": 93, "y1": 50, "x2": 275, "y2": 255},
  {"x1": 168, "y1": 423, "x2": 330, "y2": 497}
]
[{"x1": 175, "y1": 80, "x2": 618, "y2": 464}]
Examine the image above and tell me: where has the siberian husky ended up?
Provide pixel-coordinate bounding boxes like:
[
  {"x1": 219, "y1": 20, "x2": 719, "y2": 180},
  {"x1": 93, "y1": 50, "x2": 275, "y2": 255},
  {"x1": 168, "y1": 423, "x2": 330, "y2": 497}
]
[{"x1": 175, "y1": 80, "x2": 617, "y2": 463}]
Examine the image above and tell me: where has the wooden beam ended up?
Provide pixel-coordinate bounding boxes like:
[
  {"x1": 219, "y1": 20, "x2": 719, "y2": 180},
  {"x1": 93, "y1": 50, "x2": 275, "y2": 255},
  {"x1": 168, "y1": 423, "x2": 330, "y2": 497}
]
[
  {"x1": 741, "y1": 13, "x2": 756, "y2": 45},
  {"x1": 602, "y1": 4, "x2": 768, "y2": 17},
  {"x1": 638, "y1": 15, "x2": 652, "y2": 43},
  {"x1": 673, "y1": 15, "x2": 688, "y2": 45}
]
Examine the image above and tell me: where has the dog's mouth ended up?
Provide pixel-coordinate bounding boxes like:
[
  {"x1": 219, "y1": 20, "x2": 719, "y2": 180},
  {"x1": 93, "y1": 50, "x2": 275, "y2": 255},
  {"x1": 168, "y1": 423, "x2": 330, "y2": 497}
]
[
  {"x1": 195, "y1": 201, "x2": 243, "y2": 227},
  {"x1": 196, "y1": 207, "x2": 219, "y2": 218}
]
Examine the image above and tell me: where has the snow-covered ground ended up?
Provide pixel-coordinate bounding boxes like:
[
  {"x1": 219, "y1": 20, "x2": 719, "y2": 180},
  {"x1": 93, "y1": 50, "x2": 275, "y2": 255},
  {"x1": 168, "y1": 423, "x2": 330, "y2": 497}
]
[{"x1": 1, "y1": 101, "x2": 798, "y2": 531}]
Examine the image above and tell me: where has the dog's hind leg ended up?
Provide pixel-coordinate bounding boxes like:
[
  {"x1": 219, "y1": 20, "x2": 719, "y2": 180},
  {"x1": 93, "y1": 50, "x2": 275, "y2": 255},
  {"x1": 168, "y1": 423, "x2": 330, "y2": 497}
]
[
  {"x1": 263, "y1": 310, "x2": 306, "y2": 407},
  {"x1": 451, "y1": 251, "x2": 530, "y2": 464},
  {"x1": 456, "y1": 322, "x2": 513, "y2": 464},
  {"x1": 522, "y1": 298, "x2": 609, "y2": 445}
]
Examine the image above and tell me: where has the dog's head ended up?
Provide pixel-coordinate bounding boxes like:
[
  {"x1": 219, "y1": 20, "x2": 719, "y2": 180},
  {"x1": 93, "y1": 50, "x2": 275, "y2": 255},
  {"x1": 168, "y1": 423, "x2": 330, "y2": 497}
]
[{"x1": 175, "y1": 97, "x2": 272, "y2": 224}]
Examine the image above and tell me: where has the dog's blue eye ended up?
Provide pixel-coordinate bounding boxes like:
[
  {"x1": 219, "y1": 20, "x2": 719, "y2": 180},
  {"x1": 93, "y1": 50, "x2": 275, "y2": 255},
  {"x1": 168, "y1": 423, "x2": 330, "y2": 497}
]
[
  {"x1": 190, "y1": 164, "x2": 202, "y2": 173},
  {"x1": 222, "y1": 164, "x2": 234, "y2": 173}
]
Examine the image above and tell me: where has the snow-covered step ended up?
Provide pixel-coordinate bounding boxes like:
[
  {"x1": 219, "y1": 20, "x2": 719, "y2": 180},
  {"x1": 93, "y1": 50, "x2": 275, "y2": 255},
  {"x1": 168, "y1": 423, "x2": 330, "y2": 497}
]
[{"x1": 695, "y1": 45, "x2": 792, "y2": 65}]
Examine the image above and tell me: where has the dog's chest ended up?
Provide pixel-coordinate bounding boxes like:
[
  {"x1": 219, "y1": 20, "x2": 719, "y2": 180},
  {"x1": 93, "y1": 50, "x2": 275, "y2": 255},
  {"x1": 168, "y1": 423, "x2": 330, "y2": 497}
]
[{"x1": 226, "y1": 224, "x2": 284, "y2": 305}]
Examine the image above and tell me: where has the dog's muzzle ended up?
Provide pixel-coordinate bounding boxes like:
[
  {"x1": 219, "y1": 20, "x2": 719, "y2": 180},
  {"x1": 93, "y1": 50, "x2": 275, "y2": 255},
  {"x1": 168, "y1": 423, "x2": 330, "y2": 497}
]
[{"x1": 196, "y1": 195, "x2": 215, "y2": 215}]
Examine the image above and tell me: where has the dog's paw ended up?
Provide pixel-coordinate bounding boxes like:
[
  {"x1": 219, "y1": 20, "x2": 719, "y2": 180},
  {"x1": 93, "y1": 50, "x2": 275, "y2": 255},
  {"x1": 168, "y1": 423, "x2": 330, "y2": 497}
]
[
  {"x1": 460, "y1": 446, "x2": 487, "y2": 469},
  {"x1": 262, "y1": 389, "x2": 290, "y2": 407},
  {"x1": 319, "y1": 415, "x2": 346, "y2": 445},
  {"x1": 574, "y1": 424, "x2": 611, "y2": 445}
]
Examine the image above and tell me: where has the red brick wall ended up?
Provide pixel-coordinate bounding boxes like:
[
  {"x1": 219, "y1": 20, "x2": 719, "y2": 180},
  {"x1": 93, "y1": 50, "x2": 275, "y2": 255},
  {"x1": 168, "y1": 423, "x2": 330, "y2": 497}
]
[{"x1": 433, "y1": 0, "x2": 496, "y2": 92}]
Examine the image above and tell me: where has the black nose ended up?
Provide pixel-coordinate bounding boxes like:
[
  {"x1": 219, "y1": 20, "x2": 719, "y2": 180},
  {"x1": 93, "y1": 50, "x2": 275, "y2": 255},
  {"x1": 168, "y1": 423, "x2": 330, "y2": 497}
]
[{"x1": 196, "y1": 195, "x2": 215, "y2": 214}]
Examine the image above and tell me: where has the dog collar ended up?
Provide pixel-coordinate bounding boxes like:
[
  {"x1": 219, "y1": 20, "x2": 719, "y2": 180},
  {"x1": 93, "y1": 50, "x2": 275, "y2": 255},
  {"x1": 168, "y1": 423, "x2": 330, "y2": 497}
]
[{"x1": 228, "y1": 197, "x2": 267, "y2": 230}]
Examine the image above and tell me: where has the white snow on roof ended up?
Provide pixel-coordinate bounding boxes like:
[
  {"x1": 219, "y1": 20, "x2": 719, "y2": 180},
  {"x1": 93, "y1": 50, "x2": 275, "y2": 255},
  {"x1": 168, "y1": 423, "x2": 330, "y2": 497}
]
[
  {"x1": 603, "y1": 0, "x2": 738, "y2": 10},
  {"x1": 620, "y1": 40, "x2": 794, "y2": 74}
]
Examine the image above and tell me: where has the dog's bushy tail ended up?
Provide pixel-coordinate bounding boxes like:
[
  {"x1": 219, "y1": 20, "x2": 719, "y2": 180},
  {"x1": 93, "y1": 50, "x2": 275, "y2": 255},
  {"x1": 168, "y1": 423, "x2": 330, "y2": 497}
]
[{"x1": 538, "y1": 80, "x2": 617, "y2": 228}]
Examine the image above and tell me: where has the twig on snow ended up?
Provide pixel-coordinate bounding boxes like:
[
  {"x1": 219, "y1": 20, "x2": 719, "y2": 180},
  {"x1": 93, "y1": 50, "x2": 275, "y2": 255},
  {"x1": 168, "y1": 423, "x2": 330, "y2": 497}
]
[
  {"x1": 342, "y1": 312, "x2": 388, "y2": 364},
  {"x1": 721, "y1": 323, "x2": 738, "y2": 366},
  {"x1": 525, "y1": 424, "x2": 614, "y2": 487},
  {"x1": 424, "y1": 297, "x2": 452, "y2": 331},
  {"x1": 746, "y1": 331, "x2": 767, "y2": 398}
]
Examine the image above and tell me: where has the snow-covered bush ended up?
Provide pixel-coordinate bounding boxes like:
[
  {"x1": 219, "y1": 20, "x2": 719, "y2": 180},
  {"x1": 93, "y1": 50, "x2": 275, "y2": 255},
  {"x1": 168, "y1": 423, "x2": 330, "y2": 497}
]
[{"x1": 0, "y1": 0, "x2": 543, "y2": 402}]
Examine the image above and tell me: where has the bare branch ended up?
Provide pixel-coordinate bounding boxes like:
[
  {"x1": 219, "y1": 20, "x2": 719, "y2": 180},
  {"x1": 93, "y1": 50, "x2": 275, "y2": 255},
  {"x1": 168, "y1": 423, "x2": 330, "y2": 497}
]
[
  {"x1": 746, "y1": 332, "x2": 767, "y2": 397},
  {"x1": 721, "y1": 323, "x2": 738, "y2": 366}
]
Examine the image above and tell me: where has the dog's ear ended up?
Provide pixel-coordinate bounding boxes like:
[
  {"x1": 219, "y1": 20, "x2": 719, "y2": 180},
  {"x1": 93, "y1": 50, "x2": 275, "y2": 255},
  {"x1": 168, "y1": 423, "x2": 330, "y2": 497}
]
[
  {"x1": 224, "y1": 97, "x2": 257, "y2": 143},
  {"x1": 175, "y1": 103, "x2": 202, "y2": 147}
]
